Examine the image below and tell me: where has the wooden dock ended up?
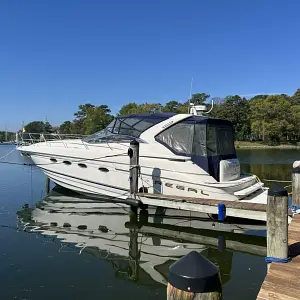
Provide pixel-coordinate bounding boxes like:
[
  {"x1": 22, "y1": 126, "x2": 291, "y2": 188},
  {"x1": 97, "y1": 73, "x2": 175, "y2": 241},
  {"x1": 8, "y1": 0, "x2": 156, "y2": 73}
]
[
  {"x1": 257, "y1": 214, "x2": 300, "y2": 300},
  {"x1": 137, "y1": 193, "x2": 268, "y2": 221}
]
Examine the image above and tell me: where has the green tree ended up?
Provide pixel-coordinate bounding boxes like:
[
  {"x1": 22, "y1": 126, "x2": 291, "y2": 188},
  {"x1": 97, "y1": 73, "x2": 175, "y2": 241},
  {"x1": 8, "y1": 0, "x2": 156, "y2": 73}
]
[
  {"x1": 118, "y1": 103, "x2": 140, "y2": 115},
  {"x1": 291, "y1": 89, "x2": 300, "y2": 105},
  {"x1": 138, "y1": 103, "x2": 163, "y2": 113},
  {"x1": 83, "y1": 106, "x2": 113, "y2": 134},
  {"x1": 59, "y1": 121, "x2": 73, "y2": 134},
  {"x1": 163, "y1": 101, "x2": 182, "y2": 113},
  {"x1": 250, "y1": 95, "x2": 292, "y2": 144},
  {"x1": 24, "y1": 121, "x2": 46, "y2": 133},
  {"x1": 190, "y1": 93, "x2": 210, "y2": 105},
  {"x1": 44, "y1": 121, "x2": 52, "y2": 133},
  {"x1": 213, "y1": 95, "x2": 251, "y2": 140},
  {"x1": 74, "y1": 103, "x2": 95, "y2": 119},
  {"x1": 249, "y1": 95, "x2": 269, "y2": 101}
]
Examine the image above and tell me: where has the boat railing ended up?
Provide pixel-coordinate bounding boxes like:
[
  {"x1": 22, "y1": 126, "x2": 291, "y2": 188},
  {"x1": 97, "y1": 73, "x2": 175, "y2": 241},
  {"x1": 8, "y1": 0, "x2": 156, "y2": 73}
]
[{"x1": 16, "y1": 132, "x2": 89, "y2": 149}]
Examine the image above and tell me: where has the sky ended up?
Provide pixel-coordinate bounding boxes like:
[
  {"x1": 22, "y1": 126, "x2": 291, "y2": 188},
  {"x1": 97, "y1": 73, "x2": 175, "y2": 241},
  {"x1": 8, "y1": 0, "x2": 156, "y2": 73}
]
[{"x1": 0, "y1": 0, "x2": 300, "y2": 131}]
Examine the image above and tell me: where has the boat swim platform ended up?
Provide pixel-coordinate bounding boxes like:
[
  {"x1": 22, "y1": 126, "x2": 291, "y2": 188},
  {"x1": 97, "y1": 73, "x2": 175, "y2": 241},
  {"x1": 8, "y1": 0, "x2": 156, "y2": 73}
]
[
  {"x1": 257, "y1": 214, "x2": 300, "y2": 300},
  {"x1": 134, "y1": 193, "x2": 270, "y2": 221}
]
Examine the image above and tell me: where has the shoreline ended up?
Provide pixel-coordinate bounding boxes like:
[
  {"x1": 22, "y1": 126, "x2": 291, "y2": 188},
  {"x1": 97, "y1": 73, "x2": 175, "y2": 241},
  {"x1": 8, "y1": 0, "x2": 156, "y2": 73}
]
[{"x1": 236, "y1": 144, "x2": 300, "y2": 149}]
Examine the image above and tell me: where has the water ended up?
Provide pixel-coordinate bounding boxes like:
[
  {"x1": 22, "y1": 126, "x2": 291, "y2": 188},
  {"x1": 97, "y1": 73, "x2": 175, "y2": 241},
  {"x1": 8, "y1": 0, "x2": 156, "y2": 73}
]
[{"x1": 0, "y1": 146, "x2": 296, "y2": 300}]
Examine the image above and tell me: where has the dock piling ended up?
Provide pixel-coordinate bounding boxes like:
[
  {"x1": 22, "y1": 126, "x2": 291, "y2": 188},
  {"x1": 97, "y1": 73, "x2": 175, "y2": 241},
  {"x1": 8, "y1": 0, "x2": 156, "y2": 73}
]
[
  {"x1": 292, "y1": 161, "x2": 300, "y2": 207},
  {"x1": 128, "y1": 140, "x2": 140, "y2": 196},
  {"x1": 46, "y1": 176, "x2": 50, "y2": 194},
  {"x1": 167, "y1": 251, "x2": 222, "y2": 300},
  {"x1": 266, "y1": 184, "x2": 289, "y2": 263},
  {"x1": 128, "y1": 140, "x2": 140, "y2": 213}
]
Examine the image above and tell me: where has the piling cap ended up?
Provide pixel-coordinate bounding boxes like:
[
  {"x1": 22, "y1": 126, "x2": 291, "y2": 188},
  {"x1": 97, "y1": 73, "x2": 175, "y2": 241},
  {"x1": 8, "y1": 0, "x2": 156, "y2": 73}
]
[
  {"x1": 130, "y1": 139, "x2": 139, "y2": 146},
  {"x1": 168, "y1": 251, "x2": 221, "y2": 293},
  {"x1": 292, "y1": 167, "x2": 300, "y2": 174},
  {"x1": 268, "y1": 184, "x2": 288, "y2": 197}
]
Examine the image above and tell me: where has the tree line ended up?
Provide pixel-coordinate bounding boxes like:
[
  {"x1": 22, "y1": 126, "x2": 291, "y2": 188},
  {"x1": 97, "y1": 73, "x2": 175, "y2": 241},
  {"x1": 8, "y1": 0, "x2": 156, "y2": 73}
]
[
  {"x1": 0, "y1": 131, "x2": 15, "y2": 142},
  {"x1": 23, "y1": 88, "x2": 300, "y2": 145}
]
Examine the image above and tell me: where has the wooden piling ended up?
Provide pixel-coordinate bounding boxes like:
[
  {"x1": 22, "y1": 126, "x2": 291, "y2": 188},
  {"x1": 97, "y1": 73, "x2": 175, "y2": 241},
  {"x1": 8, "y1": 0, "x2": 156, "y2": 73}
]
[
  {"x1": 128, "y1": 140, "x2": 140, "y2": 213},
  {"x1": 46, "y1": 176, "x2": 50, "y2": 194},
  {"x1": 266, "y1": 184, "x2": 288, "y2": 262},
  {"x1": 128, "y1": 140, "x2": 140, "y2": 197},
  {"x1": 167, "y1": 251, "x2": 222, "y2": 300},
  {"x1": 292, "y1": 161, "x2": 300, "y2": 206}
]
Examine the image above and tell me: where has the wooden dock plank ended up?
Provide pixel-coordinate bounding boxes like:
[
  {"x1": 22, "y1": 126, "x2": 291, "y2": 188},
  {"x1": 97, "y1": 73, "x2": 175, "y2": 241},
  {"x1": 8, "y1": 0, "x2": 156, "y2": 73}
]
[
  {"x1": 135, "y1": 192, "x2": 270, "y2": 221},
  {"x1": 137, "y1": 192, "x2": 267, "y2": 211},
  {"x1": 257, "y1": 214, "x2": 300, "y2": 299}
]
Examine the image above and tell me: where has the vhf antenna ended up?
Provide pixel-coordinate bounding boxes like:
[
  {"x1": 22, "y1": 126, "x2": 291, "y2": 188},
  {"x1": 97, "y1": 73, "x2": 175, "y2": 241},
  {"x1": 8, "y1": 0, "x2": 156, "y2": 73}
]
[{"x1": 188, "y1": 77, "x2": 194, "y2": 113}]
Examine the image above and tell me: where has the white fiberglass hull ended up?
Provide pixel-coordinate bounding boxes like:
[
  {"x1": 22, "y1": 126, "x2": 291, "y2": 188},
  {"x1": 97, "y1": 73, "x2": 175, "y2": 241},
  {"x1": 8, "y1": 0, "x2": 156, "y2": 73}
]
[{"x1": 17, "y1": 140, "x2": 267, "y2": 205}]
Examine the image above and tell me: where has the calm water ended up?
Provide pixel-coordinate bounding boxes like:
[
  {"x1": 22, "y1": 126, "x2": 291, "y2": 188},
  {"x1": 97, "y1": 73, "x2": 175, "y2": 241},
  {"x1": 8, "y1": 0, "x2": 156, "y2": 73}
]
[{"x1": 0, "y1": 146, "x2": 297, "y2": 300}]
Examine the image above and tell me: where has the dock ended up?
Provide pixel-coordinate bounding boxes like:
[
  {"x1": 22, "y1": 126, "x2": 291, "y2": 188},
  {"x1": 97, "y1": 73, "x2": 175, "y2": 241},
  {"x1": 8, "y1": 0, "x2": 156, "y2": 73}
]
[
  {"x1": 137, "y1": 193, "x2": 268, "y2": 221},
  {"x1": 257, "y1": 214, "x2": 300, "y2": 300}
]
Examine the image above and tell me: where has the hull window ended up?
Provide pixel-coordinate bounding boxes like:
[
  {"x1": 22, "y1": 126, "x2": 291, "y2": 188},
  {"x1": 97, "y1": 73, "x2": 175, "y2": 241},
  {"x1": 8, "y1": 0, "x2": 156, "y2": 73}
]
[
  {"x1": 63, "y1": 161, "x2": 72, "y2": 165},
  {"x1": 98, "y1": 167, "x2": 109, "y2": 172},
  {"x1": 50, "y1": 158, "x2": 57, "y2": 163},
  {"x1": 78, "y1": 163, "x2": 87, "y2": 168}
]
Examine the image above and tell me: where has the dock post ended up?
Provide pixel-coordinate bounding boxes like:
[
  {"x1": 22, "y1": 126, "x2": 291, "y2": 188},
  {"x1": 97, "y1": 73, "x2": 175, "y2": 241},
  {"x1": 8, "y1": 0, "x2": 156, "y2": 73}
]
[
  {"x1": 266, "y1": 184, "x2": 289, "y2": 263},
  {"x1": 128, "y1": 140, "x2": 140, "y2": 213},
  {"x1": 292, "y1": 161, "x2": 300, "y2": 207},
  {"x1": 46, "y1": 176, "x2": 50, "y2": 194},
  {"x1": 167, "y1": 251, "x2": 222, "y2": 300}
]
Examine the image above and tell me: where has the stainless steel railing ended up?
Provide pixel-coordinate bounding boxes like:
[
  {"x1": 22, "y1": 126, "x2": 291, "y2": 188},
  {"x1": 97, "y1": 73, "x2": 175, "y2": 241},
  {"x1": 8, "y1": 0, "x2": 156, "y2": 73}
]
[{"x1": 16, "y1": 133, "x2": 89, "y2": 149}]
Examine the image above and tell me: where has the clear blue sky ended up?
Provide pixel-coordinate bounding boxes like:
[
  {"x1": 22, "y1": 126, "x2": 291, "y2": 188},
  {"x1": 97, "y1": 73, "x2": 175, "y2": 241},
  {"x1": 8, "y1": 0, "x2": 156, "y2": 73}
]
[{"x1": 1, "y1": 0, "x2": 299, "y2": 131}]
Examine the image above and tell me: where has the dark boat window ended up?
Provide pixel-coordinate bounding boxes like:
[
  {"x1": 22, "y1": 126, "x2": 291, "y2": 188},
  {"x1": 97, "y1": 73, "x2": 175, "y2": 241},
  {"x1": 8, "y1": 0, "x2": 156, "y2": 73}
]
[
  {"x1": 84, "y1": 113, "x2": 173, "y2": 144},
  {"x1": 78, "y1": 163, "x2": 87, "y2": 168},
  {"x1": 63, "y1": 161, "x2": 72, "y2": 165},
  {"x1": 216, "y1": 126, "x2": 235, "y2": 155},
  {"x1": 98, "y1": 167, "x2": 109, "y2": 172},
  {"x1": 50, "y1": 158, "x2": 57, "y2": 163}
]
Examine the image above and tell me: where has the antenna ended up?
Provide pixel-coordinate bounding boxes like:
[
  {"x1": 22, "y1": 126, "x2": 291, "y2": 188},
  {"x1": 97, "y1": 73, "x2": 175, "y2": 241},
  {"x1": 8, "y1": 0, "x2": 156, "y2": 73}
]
[
  {"x1": 188, "y1": 77, "x2": 194, "y2": 113},
  {"x1": 4, "y1": 124, "x2": 8, "y2": 141}
]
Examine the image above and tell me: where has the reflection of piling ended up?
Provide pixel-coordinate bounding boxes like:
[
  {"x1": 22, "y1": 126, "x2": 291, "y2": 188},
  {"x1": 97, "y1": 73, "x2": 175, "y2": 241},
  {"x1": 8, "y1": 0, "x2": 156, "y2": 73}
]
[
  {"x1": 128, "y1": 212, "x2": 140, "y2": 281},
  {"x1": 266, "y1": 184, "x2": 288, "y2": 263},
  {"x1": 46, "y1": 176, "x2": 50, "y2": 194},
  {"x1": 167, "y1": 251, "x2": 222, "y2": 300},
  {"x1": 292, "y1": 162, "x2": 300, "y2": 206}
]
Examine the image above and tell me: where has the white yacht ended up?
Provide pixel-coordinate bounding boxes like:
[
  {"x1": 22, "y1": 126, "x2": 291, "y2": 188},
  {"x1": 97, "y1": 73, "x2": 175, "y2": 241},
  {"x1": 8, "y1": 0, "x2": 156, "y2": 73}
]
[{"x1": 17, "y1": 106, "x2": 267, "y2": 204}]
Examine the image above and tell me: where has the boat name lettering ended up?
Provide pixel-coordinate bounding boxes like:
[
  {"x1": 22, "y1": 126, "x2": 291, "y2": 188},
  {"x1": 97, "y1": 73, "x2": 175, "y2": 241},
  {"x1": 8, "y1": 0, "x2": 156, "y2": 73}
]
[{"x1": 162, "y1": 121, "x2": 174, "y2": 128}]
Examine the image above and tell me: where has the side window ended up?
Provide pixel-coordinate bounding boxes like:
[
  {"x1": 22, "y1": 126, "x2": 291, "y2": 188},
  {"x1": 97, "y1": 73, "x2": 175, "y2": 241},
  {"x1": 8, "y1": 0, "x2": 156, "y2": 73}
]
[
  {"x1": 156, "y1": 122, "x2": 194, "y2": 155},
  {"x1": 217, "y1": 126, "x2": 235, "y2": 155},
  {"x1": 192, "y1": 124, "x2": 207, "y2": 156},
  {"x1": 206, "y1": 125, "x2": 218, "y2": 156}
]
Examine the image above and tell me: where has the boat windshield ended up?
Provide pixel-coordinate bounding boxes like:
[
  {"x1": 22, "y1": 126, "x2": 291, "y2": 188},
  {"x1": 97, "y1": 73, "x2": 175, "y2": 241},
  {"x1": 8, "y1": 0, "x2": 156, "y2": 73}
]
[{"x1": 84, "y1": 114, "x2": 171, "y2": 143}]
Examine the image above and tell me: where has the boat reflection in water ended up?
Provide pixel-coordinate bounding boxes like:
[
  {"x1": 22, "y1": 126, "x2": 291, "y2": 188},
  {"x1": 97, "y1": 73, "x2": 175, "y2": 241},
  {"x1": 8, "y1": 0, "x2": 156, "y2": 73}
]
[{"x1": 18, "y1": 186, "x2": 267, "y2": 287}]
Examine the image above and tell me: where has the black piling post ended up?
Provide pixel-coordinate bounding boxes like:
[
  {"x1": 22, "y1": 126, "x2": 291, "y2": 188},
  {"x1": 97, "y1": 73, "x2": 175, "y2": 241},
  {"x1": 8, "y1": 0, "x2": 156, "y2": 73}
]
[
  {"x1": 167, "y1": 251, "x2": 222, "y2": 300},
  {"x1": 128, "y1": 140, "x2": 140, "y2": 213}
]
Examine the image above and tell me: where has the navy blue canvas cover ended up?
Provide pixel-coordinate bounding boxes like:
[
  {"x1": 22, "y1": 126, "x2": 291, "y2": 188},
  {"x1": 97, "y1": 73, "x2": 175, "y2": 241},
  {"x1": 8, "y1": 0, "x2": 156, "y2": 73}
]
[{"x1": 156, "y1": 116, "x2": 237, "y2": 182}]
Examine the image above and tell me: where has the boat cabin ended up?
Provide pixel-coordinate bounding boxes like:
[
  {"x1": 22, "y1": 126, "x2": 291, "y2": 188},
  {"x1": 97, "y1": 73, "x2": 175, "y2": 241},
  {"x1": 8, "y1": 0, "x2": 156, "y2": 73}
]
[{"x1": 84, "y1": 113, "x2": 238, "y2": 182}]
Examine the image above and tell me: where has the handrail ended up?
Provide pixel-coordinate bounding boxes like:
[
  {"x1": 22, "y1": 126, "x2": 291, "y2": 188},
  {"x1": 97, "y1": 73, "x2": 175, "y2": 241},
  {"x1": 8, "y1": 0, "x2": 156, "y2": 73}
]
[{"x1": 16, "y1": 132, "x2": 88, "y2": 149}]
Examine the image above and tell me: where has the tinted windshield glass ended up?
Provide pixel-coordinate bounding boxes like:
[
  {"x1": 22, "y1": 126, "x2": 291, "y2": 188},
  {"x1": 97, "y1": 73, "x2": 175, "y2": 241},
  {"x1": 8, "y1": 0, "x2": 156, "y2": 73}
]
[{"x1": 84, "y1": 115, "x2": 168, "y2": 143}]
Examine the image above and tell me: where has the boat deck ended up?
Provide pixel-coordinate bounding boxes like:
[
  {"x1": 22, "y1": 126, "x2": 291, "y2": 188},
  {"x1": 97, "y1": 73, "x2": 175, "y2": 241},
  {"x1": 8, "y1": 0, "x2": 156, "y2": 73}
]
[{"x1": 257, "y1": 214, "x2": 300, "y2": 300}]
